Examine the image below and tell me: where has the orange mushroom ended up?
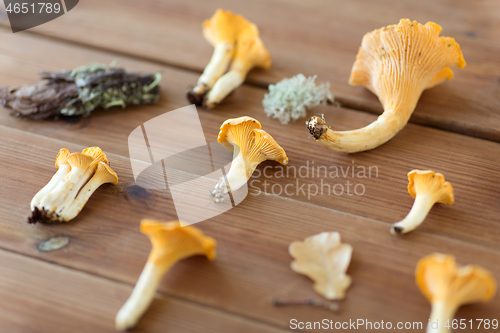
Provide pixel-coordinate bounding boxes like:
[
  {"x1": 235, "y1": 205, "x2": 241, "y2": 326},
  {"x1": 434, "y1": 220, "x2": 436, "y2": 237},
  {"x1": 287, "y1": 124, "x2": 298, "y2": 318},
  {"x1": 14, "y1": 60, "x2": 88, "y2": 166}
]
[
  {"x1": 306, "y1": 19, "x2": 466, "y2": 153},
  {"x1": 416, "y1": 253, "x2": 496, "y2": 333},
  {"x1": 391, "y1": 170, "x2": 453, "y2": 234},
  {"x1": 205, "y1": 25, "x2": 270, "y2": 108},
  {"x1": 187, "y1": 9, "x2": 252, "y2": 105},
  {"x1": 29, "y1": 147, "x2": 117, "y2": 223},
  {"x1": 211, "y1": 116, "x2": 288, "y2": 202},
  {"x1": 115, "y1": 220, "x2": 216, "y2": 331}
]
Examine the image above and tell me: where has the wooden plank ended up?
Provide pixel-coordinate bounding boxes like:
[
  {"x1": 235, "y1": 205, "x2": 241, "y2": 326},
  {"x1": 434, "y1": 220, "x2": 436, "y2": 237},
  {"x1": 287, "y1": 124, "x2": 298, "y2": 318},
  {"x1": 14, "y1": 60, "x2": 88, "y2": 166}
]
[
  {"x1": 0, "y1": 126, "x2": 499, "y2": 331},
  {"x1": 1, "y1": 0, "x2": 499, "y2": 140},
  {"x1": 0, "y1": 249, "x2": 289, "y2": 333},
  {"x1": 0, "y1": 32, "x2": 498, "y2": 251}
]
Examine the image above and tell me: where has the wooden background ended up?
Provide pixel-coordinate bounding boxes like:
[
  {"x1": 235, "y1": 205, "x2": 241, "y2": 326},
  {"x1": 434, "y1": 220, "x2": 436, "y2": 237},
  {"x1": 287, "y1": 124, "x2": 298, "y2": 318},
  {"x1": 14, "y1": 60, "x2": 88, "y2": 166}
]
[{"x1": 0, "y1": 0, "x2": 499, "y2": 332}]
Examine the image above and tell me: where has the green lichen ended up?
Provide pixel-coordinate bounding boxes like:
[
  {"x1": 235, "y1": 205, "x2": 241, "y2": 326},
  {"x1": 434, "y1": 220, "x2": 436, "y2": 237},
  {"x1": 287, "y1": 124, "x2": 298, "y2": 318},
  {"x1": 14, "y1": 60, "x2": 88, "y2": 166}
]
[{"x1": 262, "y1": 74, "x2": 333, "y2": 124}]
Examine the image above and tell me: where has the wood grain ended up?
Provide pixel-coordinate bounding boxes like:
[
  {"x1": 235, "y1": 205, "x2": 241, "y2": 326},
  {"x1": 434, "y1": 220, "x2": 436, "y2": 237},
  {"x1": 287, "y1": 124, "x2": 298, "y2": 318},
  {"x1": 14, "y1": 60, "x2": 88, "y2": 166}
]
[
  {"x1": 0, "y1": 249, "x2": 289, "y2": 333},
  {"x1": 0, "y1": 125, "x2": 498, "y2": 332},
  {"x1": 0, "y1": 32, "x2": 498, "y2": 252},
  {"x1": 1, "y1": 0, "x2": 499, "y2": 140},
  {"x1": 0, "y1": 2, "x2": 499, "y2": 332}
]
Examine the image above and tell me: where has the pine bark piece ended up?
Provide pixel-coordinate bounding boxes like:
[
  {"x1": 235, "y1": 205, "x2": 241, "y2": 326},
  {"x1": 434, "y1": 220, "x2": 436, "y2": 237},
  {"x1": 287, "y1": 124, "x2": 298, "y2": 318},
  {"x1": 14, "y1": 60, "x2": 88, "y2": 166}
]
[{"x1": 0, "y1": 63, "x2": 161, "y2": 120}]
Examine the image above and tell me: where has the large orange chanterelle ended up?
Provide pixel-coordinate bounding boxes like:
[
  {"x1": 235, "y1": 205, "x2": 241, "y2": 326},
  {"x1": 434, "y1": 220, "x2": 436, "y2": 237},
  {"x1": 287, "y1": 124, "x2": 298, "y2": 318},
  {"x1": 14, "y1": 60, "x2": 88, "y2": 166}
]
[{"x1": 306, "y1": 19, "x2": 466, "y2": 153}]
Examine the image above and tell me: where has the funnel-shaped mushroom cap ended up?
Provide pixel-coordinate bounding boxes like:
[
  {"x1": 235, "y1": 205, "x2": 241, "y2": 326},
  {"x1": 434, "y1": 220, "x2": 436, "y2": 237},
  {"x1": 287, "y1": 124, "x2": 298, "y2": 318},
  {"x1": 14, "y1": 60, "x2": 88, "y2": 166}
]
[
  {"x1": 232, "y1": 28, "x2": 271, "y2": 72},
  {"x1": 408, "y1": 170, "x2": 454, "y2": 204},
  {"x1": 217, "y1": 116, "x2": 287, "y2": 165},
  {"x1": 67, "y1": 153, "x2": 96, "y2": 170},
  {"x1": 416, "y1": 253, "x2": 496, "y2": 307},
  {"x1": 55, "y1": 148, "x2": 71, "y2": 169},
  {"x1": 140, "y1": 220, "x2": 217, "y2": 266},
  {"x1": 94, "y1": 162, "x2": 119, "y2": 185},
  {"x1": 349, "y1": 19, "x2": 466, "y2": 112},
  {"x1": 82, "y1": 147, "x2": 109, "y2": 165},
  {"x1": 218, "y1": 116, "x2": 262, "y2": 152},
  {"x1": 251, "y1": 129, "x2": 288, "y2": 165},
  {"x1": 202, "y1": 9, "x2": 251, "y2": 47}
]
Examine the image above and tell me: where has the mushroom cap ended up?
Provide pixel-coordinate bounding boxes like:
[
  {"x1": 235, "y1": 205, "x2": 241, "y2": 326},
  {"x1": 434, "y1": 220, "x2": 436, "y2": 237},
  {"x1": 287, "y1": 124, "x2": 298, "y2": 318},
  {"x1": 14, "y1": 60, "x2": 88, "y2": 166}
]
[
  {"x1": 349, "y1": 19, "x2": 466, "y2": 111},
  {"x1": 416, "y1": 253, "x2": 496, "y2": 307},
  {"x1": 202, "y1": 9, "x2": 252, "y2": 47},
  {"x1": 218, "y1": 116, "x2": 262, "y2": 152},
  {"x1": 94, "y1": 162, "x2": 119, "y2": 185},
  {"x1": 407, "y1": 170, "x2": 454, "y2": 204},
  {"x1": 251, "y1": 129, "x2": 288, "y2": 165},
  {"x1": 66, "y1": 153, "x2": 96, "y2": 170},
  {"x1": 82, "y1": 147, "x2": 109, "y2": 165},
  {"x1": 55, "y1": 148, "x2": 71, "y2": 169},
  {"x1": 217, "y1": 116, "x2": 288, "y2": 165},
  {"x1": 140, "y1": 220, "x2": 217, "y2": 264},
  {"x1": 232, "y1": 27, "x2": 271, "y2": 71}
]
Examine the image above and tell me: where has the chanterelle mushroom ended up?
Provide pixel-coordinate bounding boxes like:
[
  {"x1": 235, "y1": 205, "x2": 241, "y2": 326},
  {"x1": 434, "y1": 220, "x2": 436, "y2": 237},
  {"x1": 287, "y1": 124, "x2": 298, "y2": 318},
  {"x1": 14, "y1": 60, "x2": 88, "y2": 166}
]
[
  {"x1": 187, "y1": 9, "x2": 252, "y2": 105},
  {"x1": 416, "y1": 253, "x2": 496, "y2": 333},
  {"x1": 29, "y1": 147, "x2": 118, "y2": 223},
  {"x1": 30, "y1": 148, "x2": 71, "y2": 211},
  {"x1": 211, "y1": 116, "x2": 288, "y2": 202},
  {"x1": 391, "y1": 170, "x2": 453, "y2": 235},
  {"x1": 204, "y1": 23, "x2": 271, "y2": 108},
  {"x1": 115, "y1": 220, "x2": 217, "y2": 331},
  {"x1": 306, "y1": 19, "x2": 466, "y2": 153}
]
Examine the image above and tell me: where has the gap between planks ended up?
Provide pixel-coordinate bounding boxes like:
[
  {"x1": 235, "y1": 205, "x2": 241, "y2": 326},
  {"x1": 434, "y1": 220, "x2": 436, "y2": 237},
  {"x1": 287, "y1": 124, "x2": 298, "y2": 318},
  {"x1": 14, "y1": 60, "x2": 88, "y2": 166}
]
[
  {"x1": 0, "y1": 247, "x2": 291, "y2": 333},
  {"x1": 1, "y1": 125, "x2": 499, "y2": 331},
  {"x1": 1, "y1": 122, "x2": 499, "y2": 257},
  {"x1": 0, "y1": 24, "x2": 493, "y2": 144}
]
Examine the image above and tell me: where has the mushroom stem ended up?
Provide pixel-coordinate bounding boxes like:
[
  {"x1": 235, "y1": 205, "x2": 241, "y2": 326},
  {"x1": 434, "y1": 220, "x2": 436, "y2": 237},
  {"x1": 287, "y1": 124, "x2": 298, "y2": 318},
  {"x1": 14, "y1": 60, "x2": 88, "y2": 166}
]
[
  {"x1": 211, "y1": 152, "x2": 255, "y2": 202},
  {"x1": 306, "y1": 110, "x2": 412, "y2": 153},
  {"x1": 40, "y1": 164, "x2": 93, "y2": 213},
  {"x1": 391, "y1": 194, "x2": 435, "y2": 234},
  {"x1": 427, "y1": 301, "x2": 457, "y2": 333},
  {"x1": 58, "y1": 172, "x2": 113, "y2": 221},
  {"x1": 198, "y1": 42, "x2": 234, "y2": 92},
  {"x1": 115, "y1": 261, "x2": 173, "y2": 331},
  {"x1": 30, "y1": 164, "x2": 71, "y2": 210},
  {"x1": 54, "y1": 165, "x2": 97, "y2": 215},
  {"x1": 205, "y1": 70, "x2": 245, "y2": 108}
]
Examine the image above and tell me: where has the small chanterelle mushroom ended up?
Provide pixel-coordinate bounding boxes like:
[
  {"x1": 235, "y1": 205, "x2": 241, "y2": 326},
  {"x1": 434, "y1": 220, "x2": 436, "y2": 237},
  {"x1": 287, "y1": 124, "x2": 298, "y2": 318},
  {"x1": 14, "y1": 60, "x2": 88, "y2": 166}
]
[
  {"x1": 186, "y1": 9, "x2": 257, "y2": 105},
  {"x1": 29, "y1": 147, "x2": 118, "y2": 223},
  {"x1": 205, "y1": 24, "x2": 271, "y2": 108},
  {"x1": 306, "y1": 19, "x2": 466, "y2": 153},
  {"x1": 391, "y1": 170, "x2": 453, "y2": 235},
  {"x1": 416, "y1": 253, "x2": 496, "y2": 333},
  {"x1": 211, "y1": 116, "x2": 288, "y2": 202},
  {"x1": 115, "y1": 220, "x2": 217, "y2": 331}
]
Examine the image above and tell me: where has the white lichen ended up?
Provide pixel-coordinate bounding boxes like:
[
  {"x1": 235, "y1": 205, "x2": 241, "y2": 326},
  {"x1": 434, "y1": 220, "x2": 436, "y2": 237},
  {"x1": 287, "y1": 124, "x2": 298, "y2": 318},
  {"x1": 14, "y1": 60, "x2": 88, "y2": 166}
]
[{"x1": 263, "y1": 74, "x2": 334, "y2": 124}]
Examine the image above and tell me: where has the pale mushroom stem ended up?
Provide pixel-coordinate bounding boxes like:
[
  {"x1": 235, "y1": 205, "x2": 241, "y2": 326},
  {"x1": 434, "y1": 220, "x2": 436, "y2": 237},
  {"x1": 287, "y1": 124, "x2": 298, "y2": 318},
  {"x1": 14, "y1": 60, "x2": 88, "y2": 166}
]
[
  {"x1": 55, "y1": 166, "x2": 96, "y2": 215},
  {"x1": 115, "y1": 261, "x2": 173, "y2": 331},
  {"x1": 31, "y1": 164, "x2": 71, "y2": 210},
  {"x1": 40, "y1": 165, "x2": 91, "y2": 212},
  {"x1": 205, "y1": 61, "x2": 248, "y2": 108},
  {"x1": 307, "y1": 108, "x2": 414, "y2": 153},
  {"x1": 427, "y1": 301, "x2": 457, "y2": 333},
  {"x1": 58, "y1": 175, "x2": 111, "y2": 221},
  {"x1": 195, "y1": 42, "x2": 234, "y2": 94},
  {"x1": 391, "y1": 194, "x2": 435, "y2": 234},
  {"x1": 212, "y1": 152, "x2": 256, "y2": 202}
]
